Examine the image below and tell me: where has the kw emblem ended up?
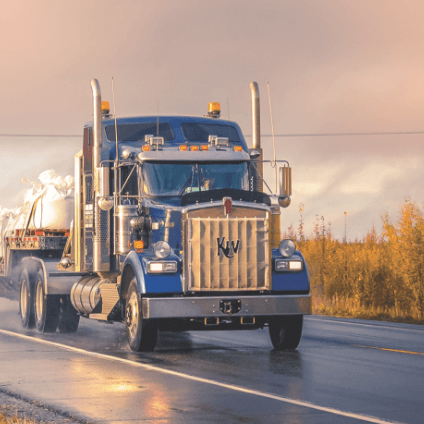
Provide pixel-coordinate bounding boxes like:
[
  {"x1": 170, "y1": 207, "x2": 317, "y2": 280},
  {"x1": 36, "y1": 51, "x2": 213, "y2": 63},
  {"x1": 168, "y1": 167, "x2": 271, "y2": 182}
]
[{"x1": 217, "y1": 237, "x2": 241, "y2": 258}]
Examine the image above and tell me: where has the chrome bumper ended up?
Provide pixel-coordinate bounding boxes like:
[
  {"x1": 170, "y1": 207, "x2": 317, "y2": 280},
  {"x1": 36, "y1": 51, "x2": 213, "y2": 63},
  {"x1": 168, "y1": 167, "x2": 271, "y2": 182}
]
[{"x1": 142, "y1": 294, "x2": 311, "y2": 319}]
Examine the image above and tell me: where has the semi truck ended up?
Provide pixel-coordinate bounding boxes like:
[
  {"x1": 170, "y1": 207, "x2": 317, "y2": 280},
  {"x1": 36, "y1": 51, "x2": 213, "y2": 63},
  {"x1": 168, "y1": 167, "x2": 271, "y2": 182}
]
[{"x1": 13, "y1": 79, "x2": 311, "y2": 351}]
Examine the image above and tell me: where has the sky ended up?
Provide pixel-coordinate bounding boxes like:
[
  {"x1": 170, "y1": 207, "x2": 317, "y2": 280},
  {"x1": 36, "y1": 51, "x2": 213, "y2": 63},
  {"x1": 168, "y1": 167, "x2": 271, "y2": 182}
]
[{"x1": 1, "y1": 0, "x2": 424, "y2": 241}]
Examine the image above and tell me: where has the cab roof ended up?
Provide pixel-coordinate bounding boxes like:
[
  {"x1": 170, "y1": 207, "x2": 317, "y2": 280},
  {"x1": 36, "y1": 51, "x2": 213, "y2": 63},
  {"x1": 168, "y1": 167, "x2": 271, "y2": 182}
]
[{"x1": 85, "y1": 115, "x2": 249, "y2": 152}]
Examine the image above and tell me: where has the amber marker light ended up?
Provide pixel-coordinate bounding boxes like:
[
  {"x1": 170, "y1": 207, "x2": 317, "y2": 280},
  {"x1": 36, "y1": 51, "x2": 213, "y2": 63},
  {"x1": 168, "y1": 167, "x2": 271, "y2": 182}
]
[
  {"x1": 208, "y1": 102, "x2": 221, "y2": 117},
  {"x1": 234, "y1": 146, "x2": 243, "y2": 152},
  {"x1": 134, "y1": 240, "x2": 144, "y2": 251},
  {"x1": 201, "y1": 145, "x2": 209, "y2": 150},
  {"x1": 179, "y1": 145, "x2": 188, "y2": 151},
  {"x1": 190, "y1": 145, "x2": 199, "y2": 151},
  {"x1": 142, "y1": 145, "x2": 151, "y2": 152},
  {"x1": 101, "y1": 101, "x2": 110, "y2": 114}
]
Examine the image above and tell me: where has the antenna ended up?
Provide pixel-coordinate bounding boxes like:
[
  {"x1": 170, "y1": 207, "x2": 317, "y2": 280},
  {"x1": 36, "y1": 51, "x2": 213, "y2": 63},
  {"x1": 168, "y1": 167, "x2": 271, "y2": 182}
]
[
  {"x1": 227, "y1": 98, "x2": 231, "y2": 120},
  {"x1": 267, "y1": 81, "x2": 278, "y2": 193}
]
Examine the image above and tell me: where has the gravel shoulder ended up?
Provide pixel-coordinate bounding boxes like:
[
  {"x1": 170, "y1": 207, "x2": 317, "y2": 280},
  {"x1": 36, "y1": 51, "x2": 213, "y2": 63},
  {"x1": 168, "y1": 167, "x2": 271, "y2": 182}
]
[{"x1": 0, "y1": 389, "x2": 95, "y2": 424}]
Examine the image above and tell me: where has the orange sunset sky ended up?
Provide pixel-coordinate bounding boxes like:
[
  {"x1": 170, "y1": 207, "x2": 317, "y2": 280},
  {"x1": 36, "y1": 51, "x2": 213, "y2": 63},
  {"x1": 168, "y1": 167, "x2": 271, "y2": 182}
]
[{"x1": 1, "y1": 0, "x2": 424, "y2": 240}]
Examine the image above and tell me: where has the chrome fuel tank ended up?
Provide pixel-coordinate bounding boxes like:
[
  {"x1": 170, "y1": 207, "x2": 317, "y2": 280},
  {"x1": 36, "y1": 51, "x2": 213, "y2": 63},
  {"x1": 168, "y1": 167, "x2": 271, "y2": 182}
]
[{"x1": 115, "y1": 205, "x2": 138, "y2": 255}]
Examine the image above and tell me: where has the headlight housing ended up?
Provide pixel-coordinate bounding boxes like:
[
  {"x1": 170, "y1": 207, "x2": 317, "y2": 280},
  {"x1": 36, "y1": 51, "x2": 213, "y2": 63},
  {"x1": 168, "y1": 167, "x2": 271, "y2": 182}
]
[
  {"x1": 147, "y1": 261, "x2": 178, "y2": 274},
  {"x1": 279, "y1": 239, "x2": 296, "y2": 258},
  {"x1": 275, "y1": 259, "x2": 303, "y2": 272}
]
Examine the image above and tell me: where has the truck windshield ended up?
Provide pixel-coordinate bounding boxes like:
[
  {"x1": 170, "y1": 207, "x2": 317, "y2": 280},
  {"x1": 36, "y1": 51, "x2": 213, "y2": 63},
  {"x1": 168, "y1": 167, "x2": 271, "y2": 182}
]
[
  {"x1": 181, "y1": 123, "x2": 241, "y2": 142},
  {"x1": 105, "y1": 123, "x2": 175, "y2": 142},
  {"x1": 142, "y1": 162, "x2": 249, "y2": 197}
]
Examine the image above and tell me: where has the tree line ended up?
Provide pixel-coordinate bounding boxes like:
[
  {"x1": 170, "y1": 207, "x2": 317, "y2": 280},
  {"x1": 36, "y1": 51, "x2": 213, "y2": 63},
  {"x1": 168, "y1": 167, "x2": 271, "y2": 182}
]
[{"x1": 284, "y1": 200, "x2": 424, "y2": 323}]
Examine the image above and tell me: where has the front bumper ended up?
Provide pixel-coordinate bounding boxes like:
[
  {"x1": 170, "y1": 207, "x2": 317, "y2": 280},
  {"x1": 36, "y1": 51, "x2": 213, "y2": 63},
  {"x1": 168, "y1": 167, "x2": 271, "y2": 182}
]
[{"x1": 142, "y1": 294, "x2": 311, "y2": 319}]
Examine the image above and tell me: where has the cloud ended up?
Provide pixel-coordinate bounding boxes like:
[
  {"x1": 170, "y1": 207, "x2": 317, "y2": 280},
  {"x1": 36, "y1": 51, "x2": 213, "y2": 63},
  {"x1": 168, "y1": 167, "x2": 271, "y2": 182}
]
[{"x1": 2, "y1": 0, "x2": 424, "y2": 241}]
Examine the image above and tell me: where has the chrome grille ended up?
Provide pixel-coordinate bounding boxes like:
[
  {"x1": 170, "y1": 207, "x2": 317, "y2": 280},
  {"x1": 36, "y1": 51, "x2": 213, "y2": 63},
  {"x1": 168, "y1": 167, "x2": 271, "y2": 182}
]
[{"x1": 186, "y1": 210, "x2": 270, "y2": 291}]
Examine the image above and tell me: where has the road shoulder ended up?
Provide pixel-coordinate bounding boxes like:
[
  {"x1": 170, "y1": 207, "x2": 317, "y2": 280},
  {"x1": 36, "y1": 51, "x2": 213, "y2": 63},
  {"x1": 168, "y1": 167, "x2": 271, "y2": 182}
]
[{"x1": 0, "y1": 389, "x2": 93, "y2": 424}]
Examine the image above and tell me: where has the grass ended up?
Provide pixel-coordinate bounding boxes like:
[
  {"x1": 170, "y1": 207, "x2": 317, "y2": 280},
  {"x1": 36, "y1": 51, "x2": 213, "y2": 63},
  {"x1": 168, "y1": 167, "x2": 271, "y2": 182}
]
[
  {"x1": 312, "y1": 294, "x2": 424, "y2": 325},
  {"x1": 0, "y1": 412, "x2": 40, "y2": 424}
]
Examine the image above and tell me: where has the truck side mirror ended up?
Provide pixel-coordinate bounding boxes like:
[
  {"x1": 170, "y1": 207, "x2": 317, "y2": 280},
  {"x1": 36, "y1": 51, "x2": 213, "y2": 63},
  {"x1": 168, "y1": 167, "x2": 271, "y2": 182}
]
[
  {"x1": 279, "y1": 166, "x2": 291, "y2": 208},
  {"x1": 250, "y1": 149, "x2": 261, "y2": 159}
]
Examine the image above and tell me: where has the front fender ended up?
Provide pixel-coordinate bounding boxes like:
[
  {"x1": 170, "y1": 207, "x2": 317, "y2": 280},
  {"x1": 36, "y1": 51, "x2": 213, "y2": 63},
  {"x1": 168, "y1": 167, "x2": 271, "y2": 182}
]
[
  {"x1": 122, "y1": 251, "x2": 147, "y2": 295},
  {"x1": 271, "y1": 249, "x2": 310, "y2": 292},
  {"x1": 122, "y1": 251, "x2": 183, "y2": 295}
]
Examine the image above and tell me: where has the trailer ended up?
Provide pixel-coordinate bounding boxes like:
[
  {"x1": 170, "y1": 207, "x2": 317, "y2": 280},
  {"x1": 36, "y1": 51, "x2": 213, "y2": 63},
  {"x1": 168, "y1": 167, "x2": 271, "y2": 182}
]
[
  {"x1": 0, "y1": 174, "x2": 72, "y2": 302},
  {"x1": 14, "y1": 79, "x2": 311, "y2": 351}
]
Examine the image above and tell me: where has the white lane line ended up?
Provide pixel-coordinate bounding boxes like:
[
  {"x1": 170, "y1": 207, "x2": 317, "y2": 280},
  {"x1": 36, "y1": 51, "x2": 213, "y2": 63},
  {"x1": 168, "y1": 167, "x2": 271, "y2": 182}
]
[
  {"x1": 306, "y1": 316, "x2": 424, "y2": 332},
  {"x1": 0, "y1": 329, "x2": 404, "y2": 424}
]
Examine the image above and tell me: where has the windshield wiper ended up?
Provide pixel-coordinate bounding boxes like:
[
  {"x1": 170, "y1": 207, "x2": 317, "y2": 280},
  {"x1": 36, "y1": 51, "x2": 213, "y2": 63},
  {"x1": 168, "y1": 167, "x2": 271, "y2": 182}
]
[
  {"x1": 178, "y1": 165, "x2": 196, "y2": 197},
  {"x1": 178, "y1": 176, "x2": 192, "y2": 197},
  {"x1": 178, "y1": 164, "x2": 206, "y2": 197}
]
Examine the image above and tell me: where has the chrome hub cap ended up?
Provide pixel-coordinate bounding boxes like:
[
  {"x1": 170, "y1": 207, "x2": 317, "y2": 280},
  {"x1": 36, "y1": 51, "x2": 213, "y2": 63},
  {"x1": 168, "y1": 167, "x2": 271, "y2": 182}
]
[
  {"x1": 20, "y1": 281, "x2": 27, "y2": 318},
  {"x1": 126, "y1": 292, "x2": 139, "y2": 339},
  {"x1": 35, "y1": 282, "x2": 44, "y2": 323}
]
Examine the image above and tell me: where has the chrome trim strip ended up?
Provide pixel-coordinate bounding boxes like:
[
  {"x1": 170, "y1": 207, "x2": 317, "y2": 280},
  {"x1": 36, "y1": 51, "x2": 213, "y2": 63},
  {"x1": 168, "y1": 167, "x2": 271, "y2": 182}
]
[
  {"x1": 142, "y1": 294, "x2": 311, "y2": 319},
  {"x1": 182, "y1": 200, "x2": 271, "y2": 214}
]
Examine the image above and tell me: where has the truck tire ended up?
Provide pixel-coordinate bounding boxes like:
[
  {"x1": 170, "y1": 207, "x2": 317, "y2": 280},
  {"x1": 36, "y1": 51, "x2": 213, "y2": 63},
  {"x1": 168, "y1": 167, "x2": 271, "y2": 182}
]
[
  {"x1": 58, "y1": 295, "x2": 80, "y2": 333},
  {"x1": 269, "y1": 315, "x2": 303, "y2": 350},
  {"x1": 34, "y1": 270, "x2": 60, "y2": 333},
  {"x1": 125, "y1": 279, "x2": 157, "y2": 352},
  {"x1": 19, "y1": 268, "x2": 35, "y2": 329}
]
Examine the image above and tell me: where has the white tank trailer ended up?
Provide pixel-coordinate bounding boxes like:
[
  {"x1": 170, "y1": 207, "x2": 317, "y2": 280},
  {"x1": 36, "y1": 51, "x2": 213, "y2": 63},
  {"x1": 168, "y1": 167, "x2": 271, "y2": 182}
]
[{"x1": 0, "y1": 171, "x2": 74, "y2": 283}]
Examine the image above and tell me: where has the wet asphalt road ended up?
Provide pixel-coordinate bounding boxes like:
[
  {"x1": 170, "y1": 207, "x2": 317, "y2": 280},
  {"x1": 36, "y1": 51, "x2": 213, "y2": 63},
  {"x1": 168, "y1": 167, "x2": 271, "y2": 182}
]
[{"x1": 0, "y1": 297, "x2": 423, "y2": 424}]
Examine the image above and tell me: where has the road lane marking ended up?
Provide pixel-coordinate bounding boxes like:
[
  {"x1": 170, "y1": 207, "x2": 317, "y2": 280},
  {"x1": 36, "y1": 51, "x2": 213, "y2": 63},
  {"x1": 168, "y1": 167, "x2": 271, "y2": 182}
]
[
  {"x1": 194, "y1": 332, "x2": 424, "y2": 356},
  {"x1": 355, "y1": 345, "x2": 424, "y2": 356},
  {"x1": 307, "y1": 316, "x2": 424, "y2": 332},
  {"x1": 0, "y1": 329, "x2": 405, "y2": 424}
]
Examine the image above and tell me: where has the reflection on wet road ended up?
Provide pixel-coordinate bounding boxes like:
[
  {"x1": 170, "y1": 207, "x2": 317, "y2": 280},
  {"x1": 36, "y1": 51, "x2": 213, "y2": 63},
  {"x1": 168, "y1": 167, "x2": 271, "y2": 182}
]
[{"x1": 0, "y1": 298, "x2": 423, "y2": 424}]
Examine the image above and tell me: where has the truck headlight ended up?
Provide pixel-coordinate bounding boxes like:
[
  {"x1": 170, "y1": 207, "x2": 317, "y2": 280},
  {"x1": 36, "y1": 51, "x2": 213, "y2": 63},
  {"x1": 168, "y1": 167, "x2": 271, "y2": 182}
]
[
  {"x1": 147, "y1": 261, "x2": 178, "y2": 274},
  {"x1": 275, "y1": 259, "x2": 303, "y2": 272},
  {"x1": 153, "y1": 241, "x2": 171, "y2": 259},
  {"x1": 279, "y1": 239, "x2": 296, "y2": 258}
]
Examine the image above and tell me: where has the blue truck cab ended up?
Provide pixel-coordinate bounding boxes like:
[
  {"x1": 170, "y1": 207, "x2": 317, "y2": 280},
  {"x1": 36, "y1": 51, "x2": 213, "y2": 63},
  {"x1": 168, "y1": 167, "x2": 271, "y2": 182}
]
[{"x1": 17, "y1": 80, "x2": 310, "y2": 351}]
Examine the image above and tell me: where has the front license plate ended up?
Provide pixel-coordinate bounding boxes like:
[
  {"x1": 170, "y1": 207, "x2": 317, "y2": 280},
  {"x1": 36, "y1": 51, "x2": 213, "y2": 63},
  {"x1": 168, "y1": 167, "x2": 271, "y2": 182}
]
[{"x1": 219, "y1": 299, "x2": 241, "y2": 315}]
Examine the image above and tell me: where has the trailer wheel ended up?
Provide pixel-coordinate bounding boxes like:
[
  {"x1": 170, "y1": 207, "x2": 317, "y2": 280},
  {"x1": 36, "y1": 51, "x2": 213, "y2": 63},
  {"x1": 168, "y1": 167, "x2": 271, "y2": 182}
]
[
  {"x1": 19, "y1": 268, "x2": 35, "y2": 329},
  {"x1": 269, "y1": 315, "x2": 303, "y2": 350},
  {"x1": 125, "y1": 279, "x2": 157, "y2": 352},
  {"x1": 34, "y1": 271, "x2": 60, "y2": 333},
  {"x1": 58, "y1": 296, "x2": 80, "y2": 333}
]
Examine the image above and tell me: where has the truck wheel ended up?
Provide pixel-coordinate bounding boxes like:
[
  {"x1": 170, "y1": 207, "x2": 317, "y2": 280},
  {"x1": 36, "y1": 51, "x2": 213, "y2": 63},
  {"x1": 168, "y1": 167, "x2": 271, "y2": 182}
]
[
  {"x1": 125, "y1": 279, "x2": 157, "y2": 352},
  {"x1": 269, "y1": 315, "x2": 303, "y2": 350},
  {"x1": 19, "y1": 269, "x2": 35, "y2": 329},
  {"x1": 34, "y1": 271, "x2": 60, "y2": 333},
  {"x1": 58, "y1": 296, "x2": 80, "y2": 333}
]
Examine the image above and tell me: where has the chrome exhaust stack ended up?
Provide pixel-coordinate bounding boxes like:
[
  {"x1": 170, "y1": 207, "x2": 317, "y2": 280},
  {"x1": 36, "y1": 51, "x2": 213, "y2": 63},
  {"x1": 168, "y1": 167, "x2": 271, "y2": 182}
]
[
  {"x1": 91, "y1": 79, "x2": 110, "y2": 273},
  {"x1": 91, "y1": 79, "x2": 103, "y2": 172},
  {"x1": 250, "y1": 82, "x2": 263, "y2": 192}
]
